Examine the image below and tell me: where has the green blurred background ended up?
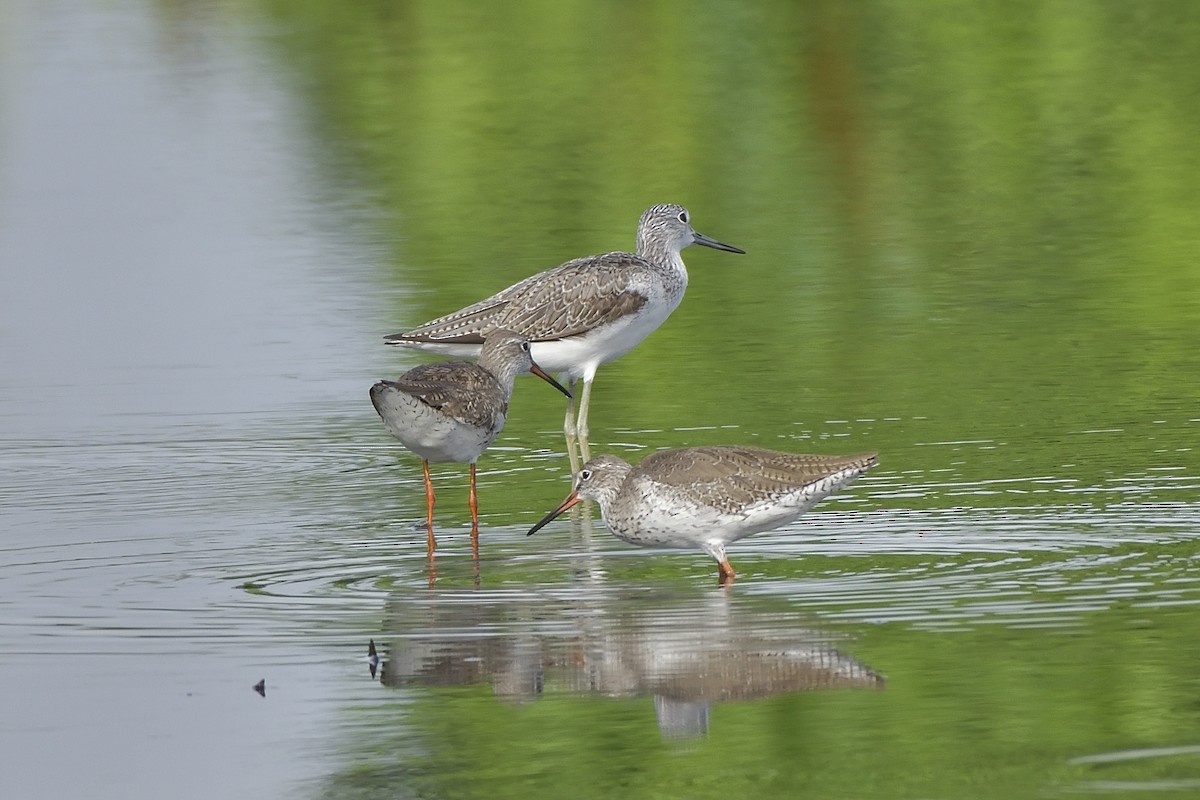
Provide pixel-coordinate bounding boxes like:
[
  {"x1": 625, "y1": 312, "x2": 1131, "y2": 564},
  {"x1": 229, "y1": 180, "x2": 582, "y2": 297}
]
[
  {"x1": 158, "y1": 1, "x2": 1200, "y2": 797},
  {"x1": 244, "y1": 0, "x2": 1200, "y2": 454}
]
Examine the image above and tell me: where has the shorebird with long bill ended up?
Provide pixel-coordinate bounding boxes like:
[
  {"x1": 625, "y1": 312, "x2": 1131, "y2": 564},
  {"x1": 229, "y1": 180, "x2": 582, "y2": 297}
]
[
  {"x1": 371, "y1": 330, "x2": 571, "y2": 554},
  {"x1": 529, "y1": 446, "x2": 878, "y2": 584},
  {"x1": 383, "y1": 204, "x2": 744, "y2": 471}
]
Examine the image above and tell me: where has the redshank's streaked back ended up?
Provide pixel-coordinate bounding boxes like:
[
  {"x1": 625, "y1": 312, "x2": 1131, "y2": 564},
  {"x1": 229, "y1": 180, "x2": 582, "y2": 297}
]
[
  {"x1": 382, "y1": 205, "x2": 744, "y2": 471},
  {"x1": 528, "y1": 446, "x2": 878, "y2": 583},
  {"x1": 371, "y1": 330, "x2": 571, "y2": 553}
]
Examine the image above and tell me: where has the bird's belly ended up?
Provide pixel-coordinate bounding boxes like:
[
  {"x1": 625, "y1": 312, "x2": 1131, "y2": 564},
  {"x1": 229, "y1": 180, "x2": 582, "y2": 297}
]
[
  {"x1": 378, "y1": 394, "x2": 498, "y2": 463},
  {"x1": 604, "y1": 489, "x2": 824, "y2": 549},
  {"x1": 530, "y1": 302, "x2": 678, "y2": 378},
  {"x1": 604, "y1": 497, "x2": 743, "y2": 549}
]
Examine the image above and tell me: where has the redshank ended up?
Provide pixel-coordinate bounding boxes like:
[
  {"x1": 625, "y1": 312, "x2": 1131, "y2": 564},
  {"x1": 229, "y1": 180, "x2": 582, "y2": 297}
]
[
  {"x1": 371, "y1": 330, "x2": 571, "y2": 553},
  {"x1": 528, "y1": 446, "x2": 878, "y2": 583}
]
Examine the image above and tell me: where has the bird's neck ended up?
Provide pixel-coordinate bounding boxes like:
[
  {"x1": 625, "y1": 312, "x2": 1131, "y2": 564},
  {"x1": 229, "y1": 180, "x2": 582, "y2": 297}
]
[
  {"x1": 481, "y1": 362, "x2": 519, "y2": 399},
  {"x1": 637, "y1": 241, "x2": 689, "y2": 287}
]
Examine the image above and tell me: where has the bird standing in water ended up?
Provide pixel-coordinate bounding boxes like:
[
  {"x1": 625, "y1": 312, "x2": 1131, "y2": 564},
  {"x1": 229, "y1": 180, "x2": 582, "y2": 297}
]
[
  {"x1": 371, "y1": 330, "x2": 571, "y2": 554},
  {"x1": 529, "y1": 446, "x2": 878, "y2": 584},
  {"x1": 383, "y1": 204, "x2": 744, "y2": 471}
]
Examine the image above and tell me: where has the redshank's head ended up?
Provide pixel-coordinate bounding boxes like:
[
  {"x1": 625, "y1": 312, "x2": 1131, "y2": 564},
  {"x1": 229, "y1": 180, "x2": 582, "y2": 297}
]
[{"x1": 526, "y1": 455, "x2": 632, "y2": 536}]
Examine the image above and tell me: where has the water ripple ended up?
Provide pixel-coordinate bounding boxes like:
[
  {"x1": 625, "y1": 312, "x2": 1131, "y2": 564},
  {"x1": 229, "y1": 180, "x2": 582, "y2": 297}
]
[{"x1": 4, "y1": 423, "x2": 1199, "y2": 651}]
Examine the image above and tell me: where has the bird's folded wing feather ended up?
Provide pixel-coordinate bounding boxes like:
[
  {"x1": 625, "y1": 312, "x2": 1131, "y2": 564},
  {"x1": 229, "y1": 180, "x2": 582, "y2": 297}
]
[
  {"x1": 389, "y1": 253, "x2": 651, "y2": 343},
  {"x1": 638, "y1": 447, "x2": 877, "y2": 513},
  {"x1": 388, "y1": 363, "x2": 502, "y2": 426}
]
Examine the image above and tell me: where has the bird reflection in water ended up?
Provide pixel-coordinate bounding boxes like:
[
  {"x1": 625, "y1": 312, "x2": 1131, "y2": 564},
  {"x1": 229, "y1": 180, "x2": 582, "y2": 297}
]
[{"x1": 367, "y1": 590, "x2": 883, "y2": 740}]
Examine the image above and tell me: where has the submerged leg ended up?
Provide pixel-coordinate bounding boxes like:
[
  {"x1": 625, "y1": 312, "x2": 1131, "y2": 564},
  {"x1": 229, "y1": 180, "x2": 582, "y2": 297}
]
[
  {"x1": 422, "y1": 460, "x2": 436, "y2": 555},
  {"x1": 703, "y1": 541, "x2": 735, "y2": 586},
  {"x1": 468, "y1": 461, "x2": 480, "y2": 552},
  {"x1": 563, "y1": 380, "x2": 580, "y2": 474},
  {"x1": 575, "y1": 377, "x2": 595, "y2": 462},
  {"x1": 717, "y1": 558, "x2": 737, "y2": 587}
]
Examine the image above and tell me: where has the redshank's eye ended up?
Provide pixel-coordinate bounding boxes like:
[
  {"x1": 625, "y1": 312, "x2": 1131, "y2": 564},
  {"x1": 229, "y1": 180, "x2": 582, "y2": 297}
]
[
  {"x1": 520, "y1": 341, "x2": 530, "y2": 353},
  {"x1": 580, "y1": 469, "x2": 592, "y2": 482}
]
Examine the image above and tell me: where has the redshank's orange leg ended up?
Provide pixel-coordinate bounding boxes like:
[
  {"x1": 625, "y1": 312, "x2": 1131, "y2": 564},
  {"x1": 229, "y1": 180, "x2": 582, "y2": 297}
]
[
  {"x1": 468, "y1": 462, "x2": 480, "y2": 555},
  {"x1": 422, "y1": 460, "x2": 436, "y2": 555},
  {"x1": 717, "y1": 558, "x2": 736, "y2": 587}
]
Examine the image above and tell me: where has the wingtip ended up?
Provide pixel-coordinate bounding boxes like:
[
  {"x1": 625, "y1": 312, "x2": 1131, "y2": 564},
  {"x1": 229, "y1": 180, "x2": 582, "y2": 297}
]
[{"x1": 384, "y1": 331, "x2": 488, "y2": 346}]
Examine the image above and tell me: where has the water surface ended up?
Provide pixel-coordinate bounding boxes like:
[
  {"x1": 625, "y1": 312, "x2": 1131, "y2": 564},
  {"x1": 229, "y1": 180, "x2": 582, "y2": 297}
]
[{"x1": 2, "y1": 1, "x2": 1199, "y2": 799}]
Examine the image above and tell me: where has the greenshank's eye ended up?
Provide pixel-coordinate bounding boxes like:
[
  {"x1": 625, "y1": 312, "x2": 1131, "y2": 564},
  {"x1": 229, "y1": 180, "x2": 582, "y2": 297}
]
[{"x1": 678, "y1": 211, "x2": 688, "y2": 224}]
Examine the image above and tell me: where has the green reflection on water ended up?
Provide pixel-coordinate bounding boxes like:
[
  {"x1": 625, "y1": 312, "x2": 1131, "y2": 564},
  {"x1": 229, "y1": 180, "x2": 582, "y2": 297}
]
[
  {"x1": 254, "y1": 0, "x2": 1199, "y2": 473},
  {"x1": 222, "y1": 0, "x2": 1200, "y2": 796},
  {"x1": 320, "y1": 601, "x2": 1200, "y2": 799}
]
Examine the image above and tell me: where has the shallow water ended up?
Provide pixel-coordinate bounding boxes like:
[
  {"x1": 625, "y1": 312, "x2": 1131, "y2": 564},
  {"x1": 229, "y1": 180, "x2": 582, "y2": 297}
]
[{"x1": 3, "y1": 1, "x2": 1200, "y2": 798}]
